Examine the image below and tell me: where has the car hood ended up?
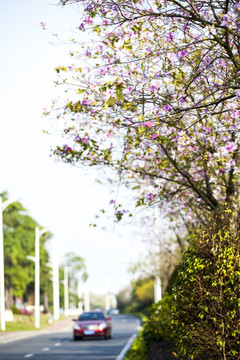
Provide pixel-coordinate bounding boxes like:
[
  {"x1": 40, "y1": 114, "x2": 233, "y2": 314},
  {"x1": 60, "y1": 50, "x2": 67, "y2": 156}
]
[{"x1": 77, "y1": 320, "x2": 106, "y2": 326}]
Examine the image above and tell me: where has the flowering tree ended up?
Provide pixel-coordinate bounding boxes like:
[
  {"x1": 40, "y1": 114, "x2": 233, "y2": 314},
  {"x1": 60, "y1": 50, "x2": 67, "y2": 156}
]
[{"x1": 48, "y1": 0, "x2": 240, "y2": 224}]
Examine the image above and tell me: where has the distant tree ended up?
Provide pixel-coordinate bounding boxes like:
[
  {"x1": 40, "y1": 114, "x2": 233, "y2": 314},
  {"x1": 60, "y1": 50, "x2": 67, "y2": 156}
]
[
  {"x1": 1, "y1": 192, "x2": 52, "y2": 310},
  {"x1": 63, "y1": 252, "x2": 87, "y2": 307},
  {"x1": 116, "y1": 286, "x2": 132, "y2": 313},
  {"x1": 122, "y1": 277, "x2": 154, "y2": 316}
]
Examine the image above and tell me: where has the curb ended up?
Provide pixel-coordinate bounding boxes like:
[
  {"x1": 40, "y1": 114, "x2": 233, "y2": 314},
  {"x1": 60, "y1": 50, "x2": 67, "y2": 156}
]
[{"x1": 115, "y1": 333, "x2": 137, "y2": 360}]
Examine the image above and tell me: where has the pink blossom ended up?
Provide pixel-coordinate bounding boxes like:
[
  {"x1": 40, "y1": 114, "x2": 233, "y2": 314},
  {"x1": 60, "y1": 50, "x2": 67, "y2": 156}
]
[
  {"x1": 225, "y1": 143, "x2": 238, "y2": 153},
  {"x1": 144, "y1": 121, "x2": 154, "y2": 127},
  {"x1": 99, "y1": 68, "x2": 106, "y2": 75},
  {"x1": 40, "y1": 22, "x2": 46, "y2": 30},
  {"x1": 84, "y1": 16, "x2": 93, "y2": 24}
]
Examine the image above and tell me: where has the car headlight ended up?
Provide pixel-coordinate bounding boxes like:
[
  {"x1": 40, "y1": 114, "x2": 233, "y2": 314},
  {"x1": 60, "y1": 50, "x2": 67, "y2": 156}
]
[
  {"x1": 74, "y1": 323, "x2": 81, "y2": 330},
  {"x1": 98, "y1": 322, "x2": 107, "y2": 330}
]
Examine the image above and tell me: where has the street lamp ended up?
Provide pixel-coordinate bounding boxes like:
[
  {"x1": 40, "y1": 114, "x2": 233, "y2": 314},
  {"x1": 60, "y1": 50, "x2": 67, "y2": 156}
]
[
  {"x1": 47, "y1": 258, "x2": 60, "y2": 321},
  {"x1": 27, "y1": 226, "x2": 48, "y2": 329},
  {"x1": 64, "y1": 266, "x2": 71, "y2": 316},
  {"x1": 0, "y1": 197, "x2": 17, "y2": 331},
  {"x1": 105, "y1": 276, "x2": 111, "y2": 311},
  {"x1": 83, "y1": 280, "x2": 90, "y2": 312},
  {"x1": 77, "y1": 275, "x2": 84, "y2": 313}
]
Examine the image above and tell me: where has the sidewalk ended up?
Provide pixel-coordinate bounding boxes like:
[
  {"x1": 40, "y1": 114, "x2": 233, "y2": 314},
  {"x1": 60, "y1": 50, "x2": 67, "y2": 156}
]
[{"x1": 0, "y1": 317, "x2": 73, "y2": 344}]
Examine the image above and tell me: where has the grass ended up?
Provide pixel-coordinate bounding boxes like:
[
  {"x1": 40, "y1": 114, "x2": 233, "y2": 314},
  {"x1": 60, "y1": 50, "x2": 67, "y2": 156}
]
[{"x1": 3, "y1": 313, "x2": 66, "y2": 332}]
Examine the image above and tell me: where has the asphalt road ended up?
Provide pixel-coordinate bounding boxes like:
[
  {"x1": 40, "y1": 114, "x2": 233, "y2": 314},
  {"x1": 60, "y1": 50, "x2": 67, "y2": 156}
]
[{"x1": 0, "y1": 315, "x2": 140, "y2": 360}]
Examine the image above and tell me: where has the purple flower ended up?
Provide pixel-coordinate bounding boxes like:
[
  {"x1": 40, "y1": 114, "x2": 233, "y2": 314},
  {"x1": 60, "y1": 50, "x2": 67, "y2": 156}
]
[
  {"x1": 146, "y1": 193, "x2": 155, "y2": 201},
  {"x1": 102, "y1": 8, "x2": 108, "y2": 15},
  {"x1": 165, "y1": 104, "x2": 172, "y2": 111},
  {"x1": 177, "y1": 50, "x2": 188, "y2": 58},
  {"x1": 166, "y1": 31, "x2": 174, "y2": 42},
  {"x1": 63, "y1": 144, "x2": 72, "y2": 152},
  {"x1": 179, "y1": 96, "x2": 187, "y2": 103},
  {"x1": 74, "y1": 135, "x2": 81, "y2": 142}
]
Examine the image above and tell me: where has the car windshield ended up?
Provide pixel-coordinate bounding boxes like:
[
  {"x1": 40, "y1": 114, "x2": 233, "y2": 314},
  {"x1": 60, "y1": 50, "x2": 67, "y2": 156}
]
[{"x1": 78, "y1": 312, "x2": 105, "y2": 321}]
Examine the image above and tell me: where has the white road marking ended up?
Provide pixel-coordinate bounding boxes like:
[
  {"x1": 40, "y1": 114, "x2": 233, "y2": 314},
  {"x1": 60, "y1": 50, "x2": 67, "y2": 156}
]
[
  {"x1": 115, "y1": 334, "x2": 137, "y2": 360},
  {"x1": 42, "y1": 347, "x2": 50, "y2": 351},
  {"x1": 24, "y1": 354, "x2": 34, "y2": 358},
  {"x1": 54, "y1": 342, "x2": 61, "y2": 347}
]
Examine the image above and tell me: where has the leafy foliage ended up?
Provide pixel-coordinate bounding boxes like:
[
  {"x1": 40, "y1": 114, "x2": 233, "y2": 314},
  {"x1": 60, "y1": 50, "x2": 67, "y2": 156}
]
[{"x1": 171, "y1": 208, "x2": 240, "y2": 359}]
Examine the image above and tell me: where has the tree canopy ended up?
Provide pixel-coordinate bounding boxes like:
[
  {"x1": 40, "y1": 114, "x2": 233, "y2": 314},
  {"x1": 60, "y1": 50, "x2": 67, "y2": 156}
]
[{"x1": 46, "y1": 0, "x2": 239, "y2": 228}]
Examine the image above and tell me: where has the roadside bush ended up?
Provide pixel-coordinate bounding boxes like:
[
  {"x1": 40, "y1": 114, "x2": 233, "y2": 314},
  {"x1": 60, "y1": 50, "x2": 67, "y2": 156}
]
[
  {"x1": 11, "y1": 305, "x2": 21, "y2": 315},
  {"x1": 142, "y1": 294, "x2": 175, "y2": 348},
  {"x1": 125, "y1": 331, "x2": 148, "y2": 360},
  {"x1": 125, "y1": 294, "x2": 175, "y2": 360},
  {"x1": 171, "y1": 208, "x2": 240, "y2": 359}
]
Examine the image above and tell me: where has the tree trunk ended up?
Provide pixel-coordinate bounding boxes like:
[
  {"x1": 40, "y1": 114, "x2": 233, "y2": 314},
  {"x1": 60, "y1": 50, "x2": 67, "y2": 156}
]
[{"x1": 5, "y1": 274, "x2": 12, "y2": 310}]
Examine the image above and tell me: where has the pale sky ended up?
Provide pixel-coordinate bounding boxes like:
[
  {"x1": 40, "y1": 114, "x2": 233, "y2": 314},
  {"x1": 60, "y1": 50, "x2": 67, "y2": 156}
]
[{"x1": 0, "y1": 0, "x2": 147, "y2": 295}]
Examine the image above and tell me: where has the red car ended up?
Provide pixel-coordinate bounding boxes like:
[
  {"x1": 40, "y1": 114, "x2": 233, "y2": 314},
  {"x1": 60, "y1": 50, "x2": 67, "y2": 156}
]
[{"x1": 73, "y1": 311, "x2": 112, "y2": 340}]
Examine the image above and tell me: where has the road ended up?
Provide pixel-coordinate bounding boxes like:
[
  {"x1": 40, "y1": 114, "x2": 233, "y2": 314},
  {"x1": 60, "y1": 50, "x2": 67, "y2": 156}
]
[{"x1": 0, "y1": 315, "x2": 140, "y2": 360}]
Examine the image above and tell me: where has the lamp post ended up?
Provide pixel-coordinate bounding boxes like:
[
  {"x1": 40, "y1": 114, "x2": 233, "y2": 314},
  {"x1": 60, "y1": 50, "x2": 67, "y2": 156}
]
[
  {"x1": 83, "y1": 280, "x2": 90, "y2": 312},
  {"x1": 64, "y1": 266, "x2": 71, "y2": 316},
  {"x1": 47, "y1": 237, "x2": 60, "y2": 321},
  {"x1": 47, "y1": 259, "x2": 60, "y2": 321},
  {"x1": 27, "y1": 226, "x2": 48, "y2": 329},
  {"x1": 77, "y1": 276, "x2": 83, "y2": 313},
  {"x1": 105, "y1": 276, "x2": 110, "y2": 311},
  {"x1": 0, "y1": 197, "x2": 16, "y2": 331}
]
